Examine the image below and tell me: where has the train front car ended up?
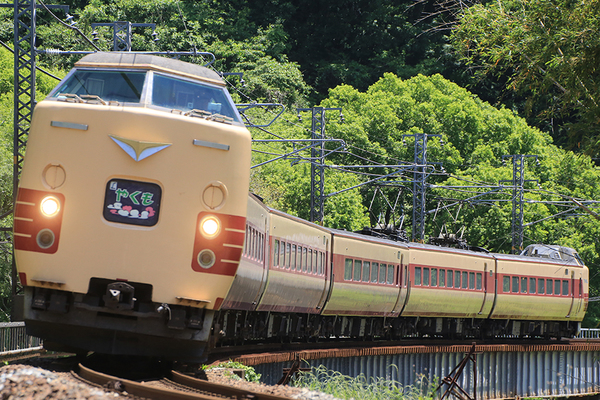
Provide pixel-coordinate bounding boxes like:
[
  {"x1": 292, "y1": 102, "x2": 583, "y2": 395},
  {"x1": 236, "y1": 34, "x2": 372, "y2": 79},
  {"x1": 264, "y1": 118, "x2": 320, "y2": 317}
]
[{"x1": 13, "y1": 53, "x2": 251, "y2": 361}]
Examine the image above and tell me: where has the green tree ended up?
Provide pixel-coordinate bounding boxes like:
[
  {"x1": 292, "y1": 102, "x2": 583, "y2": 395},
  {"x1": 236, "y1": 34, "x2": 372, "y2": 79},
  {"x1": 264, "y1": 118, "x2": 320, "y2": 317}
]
[
  {"x1": 249, "y1": 110, "x2": 369, "y2": 231},
  {"x1": 450, "y1": 0, "x2": 600, "y2": 155}
]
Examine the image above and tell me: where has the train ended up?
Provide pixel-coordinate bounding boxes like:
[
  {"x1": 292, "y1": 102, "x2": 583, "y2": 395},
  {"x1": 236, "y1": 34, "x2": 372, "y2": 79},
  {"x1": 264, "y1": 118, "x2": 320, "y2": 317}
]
[{"x1": 13, "y1": 52, "x2": 589, "y2": 362}]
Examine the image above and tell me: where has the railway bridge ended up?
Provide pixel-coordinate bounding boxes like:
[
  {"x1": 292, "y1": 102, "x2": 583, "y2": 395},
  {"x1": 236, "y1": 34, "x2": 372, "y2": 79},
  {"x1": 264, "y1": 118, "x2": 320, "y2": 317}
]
[
  {"x1": 3, "y1": 322, "x2": 600, "y2": 399},
  {"x1": 236, "y1": 331, "x2": 600, "y2": 399}
]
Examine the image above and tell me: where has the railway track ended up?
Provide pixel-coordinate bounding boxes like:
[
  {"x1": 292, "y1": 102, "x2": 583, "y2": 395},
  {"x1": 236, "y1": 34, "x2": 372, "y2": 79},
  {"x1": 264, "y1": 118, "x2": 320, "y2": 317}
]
[{"x1": 76, "y1": 363, "x2": 296, "y2": 400}]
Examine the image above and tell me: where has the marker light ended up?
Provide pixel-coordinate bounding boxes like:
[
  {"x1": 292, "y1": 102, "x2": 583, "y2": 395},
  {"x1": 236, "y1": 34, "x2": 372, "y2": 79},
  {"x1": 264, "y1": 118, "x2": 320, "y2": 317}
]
[
  {"x1": 36, "y1": 229, "x2": 55, "y2": 249},
  {"x1": 200, "y1": 216, "x2": 220, "y2": 238},
  {"x1": 40, "y1": 196, "x2": 60, "y2": 217},
  {"x1": 198, "y1": 249, "x2": 216, "y2": 268}
]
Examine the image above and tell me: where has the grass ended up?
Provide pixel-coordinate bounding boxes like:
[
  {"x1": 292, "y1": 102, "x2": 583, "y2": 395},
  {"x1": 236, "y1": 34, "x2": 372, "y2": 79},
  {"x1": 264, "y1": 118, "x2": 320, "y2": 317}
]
[
  {"x1": 202, "y1": 360, "x2": 262, "y2": 383},
  {"x1": 291, "y1": 364, "x2": 438, "y2": 400}
]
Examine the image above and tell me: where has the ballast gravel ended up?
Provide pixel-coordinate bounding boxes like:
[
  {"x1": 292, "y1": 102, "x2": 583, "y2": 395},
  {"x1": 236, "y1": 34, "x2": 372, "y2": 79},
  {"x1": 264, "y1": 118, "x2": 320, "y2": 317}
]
[
  {"x1": 0, "y1": 364, "x2": 120, "y2": 399},
  {"x1": 0, "y1": 363, "x2": 341, "y2": 400}
]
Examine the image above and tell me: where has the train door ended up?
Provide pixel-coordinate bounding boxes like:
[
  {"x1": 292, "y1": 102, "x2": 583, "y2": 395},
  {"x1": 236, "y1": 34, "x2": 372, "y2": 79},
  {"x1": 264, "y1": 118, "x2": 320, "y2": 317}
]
[
  {"x1": 316, "y1": 236, "x2": 332, "y2": 310},
  {"x1": 566, "y1": 270, "x2": 583, "y2": 318},
  {"x1": 250, "y1": 216, "x2": 270, "y2": 306},
  {"x1": 392, "y1": 252, "x2": 410, "y2": 315},
  {"x1": 576, "y1": 275, "x2": 584, "y2": 315},
  {"x1": 477, "y1": 262, "x2": 492, "y2": 315},
  {"x1": 487, "y1": 257, "x2": 500, "y2": 317}
]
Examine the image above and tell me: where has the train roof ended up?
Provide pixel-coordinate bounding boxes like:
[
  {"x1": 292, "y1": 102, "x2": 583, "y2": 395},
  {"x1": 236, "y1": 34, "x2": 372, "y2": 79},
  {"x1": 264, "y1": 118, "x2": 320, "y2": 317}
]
[
  {"x1": 248, "y1": 194, "x2": 585, "y2": 266},
  {"x1": 74, "y1": 52, "x2": 225, "y2": 86}
]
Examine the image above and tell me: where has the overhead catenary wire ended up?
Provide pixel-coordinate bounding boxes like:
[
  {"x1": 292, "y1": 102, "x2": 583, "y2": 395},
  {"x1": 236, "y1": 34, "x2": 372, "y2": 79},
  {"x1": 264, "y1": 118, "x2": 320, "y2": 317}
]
[
  {"x1": 0, "y1": 40, "x2": 61, "y2": 81},
  {"x1": 31, "y1": 7, "x2": 600, "y2": 238},
  {"x1": 37, "y1": 0, "x2": 100, "y2": 51}
]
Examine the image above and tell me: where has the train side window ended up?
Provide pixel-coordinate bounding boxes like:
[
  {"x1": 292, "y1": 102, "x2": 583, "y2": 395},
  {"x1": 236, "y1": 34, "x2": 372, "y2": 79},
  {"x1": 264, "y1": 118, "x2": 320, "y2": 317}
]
[
  {"x1": 319, "y1": 252, "x2": 324, "y2": 275},
  {"x1": 511, "y1": 276, "x2": 519, "y2": 293},
  {"x1": 291, "y1": 245, "x2": 297, "y2": 270},
  {"x1": 469, "y1": 272, "x2": 475, "y2": 290},
  {"x1": 379, "y1": 264, "x2": 387, "y2": 283},
  {"x1": 447, "y1": 270, "x2": 453, "y2": 288},
  {"x1": 546, "y1": 279, "x2": 553, "y2": 295},
  {"x1": 538, "y1": 279, "x2": 545, "y2": 294},
  {"x1": 503, "y1": 276, "x2": 510, "y2": 292},
  {"x1": 344, "y1": 258, "x2": 353, "y2": 280},
  {"x1": 455, "y1": 271, "x2": 461, "y2": 288},
  {"x1": 554, "y1": 280, "x2": 561, "y2": 296},
  {"x1": 308, "y1": 249, "x2": 313, "y2": 273},
  {"x1": 387, "y1": 265, "x2": 394, "y2": 284},
  {"x1": 431, "y1": 268, "x2": 438, "y2": 287},
  {"x1": 530, "y1": 278, "x2": 536, "y2": 294},
  {"x1": 362, "y1": 261, "x2": 371, "y2": 282},
  {"x1": 281, "y1": 242, "x2": 287, "y2": 268},
  {"x1": 247, "y1": 227, "x2": 252, "y2": 256},
  {"x1": 274, "y1": 240, "x2": 279, "y2": 267},
  {"x1": 521, "y1": 277, "x2": 527, "y2": 293},
  {"x1": 439, "y1": 270, "x2": 446, "y2": 287},
  {"x1": 286, "y1": 242, "x2": 291, "y2": 269},
  {"x1": 302, "y1": 247, "x2": 307, "y2": 272},
  {"x1": 371, "y1": 263, "x2": 379, "y2": 282},
  {"x1": 313, "y1": 251, "x2": 318, "y2": 274},
  {"x1": 316, "y1": 252, "x2": 321, "y2": 275},
  {"x1": 259, "y1": 233, "x2": 264, "y2": 261},
  {"x1": 257, "y1": 232, "x2": 261, "y2": 260},
  {"x1": 415, "y1": 267, "x2": 422, "y2": 286},
  {"x1": 354, "y1": 260, "x2": 362, "y2": 281},
  {"x1": 252, "y1": 229, "x2": 257, "y2": 259},
  {"x1": 462, "y1": 271, "x2": 468, "y2": 289},
  {"x1": 562, "y1": 280, "x2": 569, "y2": 296},
  {"x1": 423, "y1": 268, "x2": 430, "y2": 286},
  {"x1": 476, "y1": 273, "x2": 482, "y2": 290}
]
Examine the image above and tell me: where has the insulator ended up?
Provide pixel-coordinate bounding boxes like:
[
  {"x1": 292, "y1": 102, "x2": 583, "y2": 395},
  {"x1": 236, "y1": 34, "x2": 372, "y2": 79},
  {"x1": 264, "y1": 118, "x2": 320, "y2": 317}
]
[{"x1": 41, "y1": 48, "x2": 62, "y2": 56}]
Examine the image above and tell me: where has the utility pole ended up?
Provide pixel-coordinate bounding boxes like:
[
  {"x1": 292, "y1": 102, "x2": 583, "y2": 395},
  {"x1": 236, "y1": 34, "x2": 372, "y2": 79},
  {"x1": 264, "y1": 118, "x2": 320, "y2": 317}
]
[
  {"x1": 403, "y1": 132, "x2": 443, "y2": 242},
  {"x1": 92, "y1": 21, "x2": 157, "y2": 51},
  {"x1": 501, "y1": 154, "x2": 538, "y2": 254},
  {"x1": 296, "y1": 107, "x2": 343, "y2": 225}
]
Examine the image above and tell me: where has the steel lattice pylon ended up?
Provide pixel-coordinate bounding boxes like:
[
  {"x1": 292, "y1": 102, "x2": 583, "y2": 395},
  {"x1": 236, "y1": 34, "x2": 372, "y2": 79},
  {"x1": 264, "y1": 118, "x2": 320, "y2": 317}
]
[
  {"x1": 12, "y1": 0, "x2": 36, "y2": 299},
  {"x1": 403, "y1": 132, "x2": 442, "y2": 243},
  {"x1": 511, "y1": 156, "x2": 525, "y2": 254},
  {"x1": 309, "y1": 108, "x2": 325, "y2": 224},
  {"x1": 501, "y1": 154, "x2": 538, "y2": 254},
  {"x1": 92, "y1": 21, "x2": 156, "y2": 52},
  {"x1": 412, "y1": 133, "x2": 427, "y2": 243},
  {"x1": 13, "y1": 0, "x2": 36, "y2": 199},
  {"x1": 297, "y1": 107, "x2": 342, "y2": 225}
]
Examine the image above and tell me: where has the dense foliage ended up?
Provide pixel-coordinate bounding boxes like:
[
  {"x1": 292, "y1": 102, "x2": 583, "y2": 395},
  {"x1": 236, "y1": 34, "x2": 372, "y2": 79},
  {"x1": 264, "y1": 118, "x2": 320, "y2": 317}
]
[
  {"x1": 2, "y1": 0, "x2": 600, "y2": 324},
  {"x1": 450, "y1": 0, "x2": 600, "y2": 155}
]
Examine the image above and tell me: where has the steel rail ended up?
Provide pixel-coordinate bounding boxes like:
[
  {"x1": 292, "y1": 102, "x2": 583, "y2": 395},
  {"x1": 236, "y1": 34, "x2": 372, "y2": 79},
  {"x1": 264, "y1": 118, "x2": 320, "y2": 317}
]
[
  {"x1": 77, "y1": 363, "x2": 294, "y2": 400},
  {"x1": 171, "y1": 370, "x2": 293, "y2": 400}
]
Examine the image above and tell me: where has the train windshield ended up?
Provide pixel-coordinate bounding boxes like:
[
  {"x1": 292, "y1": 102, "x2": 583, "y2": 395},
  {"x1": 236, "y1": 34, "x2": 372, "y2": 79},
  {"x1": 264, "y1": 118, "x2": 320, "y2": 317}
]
[
  {"x1": 52, "y1": 70, "x2": 146, "y2": 103},
  {"x1": 151, "y1": 73, "x2": 240, "y2": 122}
]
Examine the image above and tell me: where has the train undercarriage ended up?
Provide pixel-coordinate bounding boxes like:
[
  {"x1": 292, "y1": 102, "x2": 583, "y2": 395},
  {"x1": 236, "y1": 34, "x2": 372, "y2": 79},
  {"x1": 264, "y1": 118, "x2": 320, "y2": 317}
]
[
  {"x1": 19, "y1": 282, "x2": 580, "y2": 363},
  {"x1": 212, "y1": 309, "x2": 580, "y2": 347},
  {"x1": 20, "y1": 285, "x2": 215, "y2": 362}
]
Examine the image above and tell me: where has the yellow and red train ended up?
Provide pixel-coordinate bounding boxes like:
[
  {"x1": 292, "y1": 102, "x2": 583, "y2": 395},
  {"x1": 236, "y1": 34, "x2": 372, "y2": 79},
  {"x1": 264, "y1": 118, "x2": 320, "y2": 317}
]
[{"x1": 13, "y1": 53, "x2": 589, "y2": 361}]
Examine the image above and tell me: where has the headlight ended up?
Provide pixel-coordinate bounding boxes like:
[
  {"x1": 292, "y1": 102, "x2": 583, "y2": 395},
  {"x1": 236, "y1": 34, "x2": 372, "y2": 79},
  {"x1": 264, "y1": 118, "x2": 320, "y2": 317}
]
[
  {"x1": 40, "y1": 196, "x2": 60, "y2": 217},
  {"x1": 200, "y1": 216, "x2": 220, "y2": 238}
]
